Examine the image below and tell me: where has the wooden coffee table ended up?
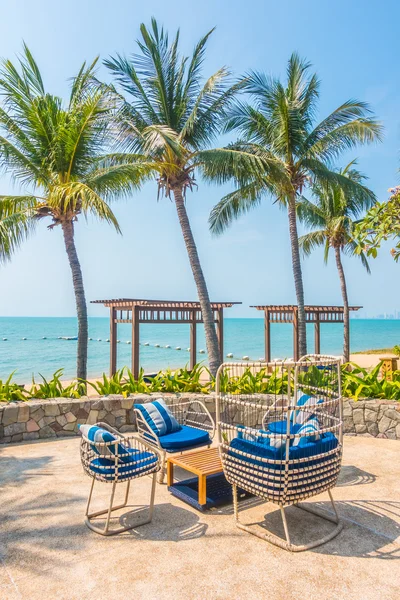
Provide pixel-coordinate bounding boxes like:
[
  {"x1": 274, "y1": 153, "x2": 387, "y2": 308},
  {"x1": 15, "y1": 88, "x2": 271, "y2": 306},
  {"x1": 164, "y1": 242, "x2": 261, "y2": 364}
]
[{"x1": 167, "y1": 447, "x2": 223, "y2": 508}]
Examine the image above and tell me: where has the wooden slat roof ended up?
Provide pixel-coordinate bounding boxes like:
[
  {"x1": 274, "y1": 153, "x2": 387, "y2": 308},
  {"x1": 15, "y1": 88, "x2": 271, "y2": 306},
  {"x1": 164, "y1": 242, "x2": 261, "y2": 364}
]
[
  {"x1": 91, "y1": 298, "x2": 241, "y2": 309},
  {"x1": 251, "y1": 305, "x2": 362, "y2": 312}
]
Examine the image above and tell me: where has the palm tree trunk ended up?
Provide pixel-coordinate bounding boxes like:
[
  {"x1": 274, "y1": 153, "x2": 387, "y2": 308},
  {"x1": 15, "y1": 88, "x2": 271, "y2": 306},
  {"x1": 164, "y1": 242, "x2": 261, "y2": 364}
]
[
  {"x1": 335, "y1": 246, "x2": 350, "y2": 362},
  {"x1": 287, "y1": 196, "x2": 307, "y2": 358},
  {"x1": 172, "y1": 186, "x2": 221, "y2": 376},
  {"x1": 61, "y1": 219, "x2": 88, "y2": 382}
]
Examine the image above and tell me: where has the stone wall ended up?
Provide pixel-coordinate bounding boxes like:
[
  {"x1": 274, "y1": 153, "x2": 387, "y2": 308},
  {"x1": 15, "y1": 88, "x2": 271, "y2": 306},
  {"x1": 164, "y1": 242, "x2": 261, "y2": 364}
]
[
  {"x1": 0, "y1": 394, "x2": 215, "y2": 444},
  {"x1": 0, "y1": 394, "x2": 399, "y2": 444},
  {"x1": 343, "y1": 398, "x2": 400, "y2": 439}
]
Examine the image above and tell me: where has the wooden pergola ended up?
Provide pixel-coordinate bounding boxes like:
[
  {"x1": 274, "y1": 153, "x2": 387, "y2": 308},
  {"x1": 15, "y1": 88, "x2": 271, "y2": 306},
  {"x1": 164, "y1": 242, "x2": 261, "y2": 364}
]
[
  {"x1": 91, "y1": 298, "x2": 241, "y2": 377},
  {"x1": 251, "y1": 304, "x2": 362, "y2": 361}
]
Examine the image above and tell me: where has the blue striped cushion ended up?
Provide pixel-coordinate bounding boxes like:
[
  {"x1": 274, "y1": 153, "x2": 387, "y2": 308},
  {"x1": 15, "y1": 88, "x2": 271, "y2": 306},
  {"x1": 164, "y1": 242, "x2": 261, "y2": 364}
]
[
  {"x1": 292, "y1": 391, "x2": 324, "y2": 425},
  {"x1": 292, "y1": 417, "x2": 321, "y2": 447},
  {"x1": 135, "y1": 399, "x2": 181, "y2": 436},
  {"x1": 79, "y1": 424, "x2": 130, "y2": 461},
  {"x1": 90, "y1": 449, "x2": 158, "y2": 480}
]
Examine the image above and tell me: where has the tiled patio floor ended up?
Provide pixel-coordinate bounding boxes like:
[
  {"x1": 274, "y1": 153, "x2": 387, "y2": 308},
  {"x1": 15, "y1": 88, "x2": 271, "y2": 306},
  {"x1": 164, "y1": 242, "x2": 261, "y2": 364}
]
[{"x1": 0, "y1": 436, "x2": 399, "y2": 599}]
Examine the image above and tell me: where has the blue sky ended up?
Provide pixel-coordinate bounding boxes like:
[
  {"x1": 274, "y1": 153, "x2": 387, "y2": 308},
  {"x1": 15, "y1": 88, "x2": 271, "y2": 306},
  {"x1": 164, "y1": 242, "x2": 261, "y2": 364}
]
[{"x1": 0, "y1": 0, "x2": 399, "y2": 318}]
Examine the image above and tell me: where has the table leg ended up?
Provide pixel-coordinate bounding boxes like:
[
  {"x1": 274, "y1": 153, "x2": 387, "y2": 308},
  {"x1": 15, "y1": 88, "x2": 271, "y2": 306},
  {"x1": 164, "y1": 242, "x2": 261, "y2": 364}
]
[
  {"x1": 167, "y1": 461, "x2": 174, "y2": 486},
  {"x1": 198, "y1": 474, "x2": 207, "y2": 505}
]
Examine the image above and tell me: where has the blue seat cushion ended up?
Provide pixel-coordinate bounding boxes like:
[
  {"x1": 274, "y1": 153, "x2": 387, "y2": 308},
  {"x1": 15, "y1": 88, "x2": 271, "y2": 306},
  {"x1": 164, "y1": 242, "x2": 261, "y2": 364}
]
[
  {"x1": 228, "y1": 432, "x2": 338, "y2": 472},
  {"x1": 267, "y1": 421, "x2": 301, "y2": 435},
  {"x1": 158, "y1": 425, "x2": 211, "y2": 450},
  {"x1": 229, "y1": 437, "x2": 284, "y2": 469},
  {"x1": 90, "y1": 448, "x2": 158, "y2": 480}
]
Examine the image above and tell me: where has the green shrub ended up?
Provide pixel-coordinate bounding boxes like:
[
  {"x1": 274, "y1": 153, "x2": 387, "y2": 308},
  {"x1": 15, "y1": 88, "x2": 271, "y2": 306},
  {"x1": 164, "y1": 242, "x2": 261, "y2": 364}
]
[
  {"x1": 0, "y1": 372, "x2": 28, "y2": 402},
  {"x1": 1, "y1": 361, "x2": 400, "y2": 402},
  {"x1": 28, "y1": 369, "x2": 82, "y2": 399},
  {"x1": 341, "y1": 362, "x2": 400, "y2": 400}
]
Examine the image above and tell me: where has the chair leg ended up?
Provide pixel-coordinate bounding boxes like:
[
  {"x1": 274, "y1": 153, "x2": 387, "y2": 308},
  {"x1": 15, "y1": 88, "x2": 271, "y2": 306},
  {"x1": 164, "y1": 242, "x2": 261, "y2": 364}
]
[
  {"x1": 233, "y1": 489, "x2": 343, "y2": 552},
  {"x1": 85, "y1": 475, "x2": 156, "y2": 536},
  {"x1": 232, "y1": 483, "x2": 239, "y2": 523},
  {"x1": 157, "y1": 451, "x2": 167, "y2": 484}
]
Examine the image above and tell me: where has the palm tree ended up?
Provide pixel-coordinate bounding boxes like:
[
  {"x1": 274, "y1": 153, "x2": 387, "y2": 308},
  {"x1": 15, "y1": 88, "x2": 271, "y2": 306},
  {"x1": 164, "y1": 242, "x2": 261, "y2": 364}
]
[
  {"x1": 209, "y1": 54, "x2": 382, "y2": 358},
  {"x1": 297, "y1": 161, "x2": 374, "y2": 362},
  {"x1": 104, "y1": 19, "x2": 267, "y2": 376},
  {"x1": 0, "y1": 46, "x2": 146, "y2": 380}
]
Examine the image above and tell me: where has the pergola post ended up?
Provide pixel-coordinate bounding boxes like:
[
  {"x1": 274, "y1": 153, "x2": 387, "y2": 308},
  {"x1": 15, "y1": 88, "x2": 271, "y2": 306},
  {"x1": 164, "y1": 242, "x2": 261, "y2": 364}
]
[
  {"x1": 314, "y1": 313, "x2": 321, "y2": 354},
  {"x1": 293, "y1": 307, "x2": 299, "y2": 361},
  {"x1": 190, "y1": 309, "x2": 197, "y2": 370},
  {"x1": 110, "y1": 307, "x2": 117, "y2": 376},
  {"x1": 131, "y1": 305, "x2": 140, "y2": 379},
  {"x1": 264, "y1": 309, "x2": 271, "y2": 362},
  {"x1": 216, "y1": 308, "x2": 224, "y2": 364}
]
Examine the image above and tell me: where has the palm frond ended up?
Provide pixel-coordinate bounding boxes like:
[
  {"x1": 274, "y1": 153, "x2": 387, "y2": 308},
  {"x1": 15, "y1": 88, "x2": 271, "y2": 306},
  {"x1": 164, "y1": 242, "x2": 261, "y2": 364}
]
[
  {"x1": 46, "y1": 182, "x2": 121, "y2": 231},
  {"x1": 0, "y1": 194, "x2": 36, "y2": 263},
  {"x1": 197, "y1": 144, "x2": 286, "y2": 187},
  {"x1": 298, "y1": 229, "x2": 327, "y2": 258},
  {"x1": 209, "y1": 182, "x2": 265, "y2": 235}
]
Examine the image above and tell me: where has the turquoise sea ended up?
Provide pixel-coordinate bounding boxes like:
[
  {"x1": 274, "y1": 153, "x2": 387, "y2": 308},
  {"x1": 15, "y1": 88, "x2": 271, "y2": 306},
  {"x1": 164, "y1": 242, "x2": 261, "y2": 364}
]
[{"x1": 0, "y1": 317, "x2": 399, "y2": 382}]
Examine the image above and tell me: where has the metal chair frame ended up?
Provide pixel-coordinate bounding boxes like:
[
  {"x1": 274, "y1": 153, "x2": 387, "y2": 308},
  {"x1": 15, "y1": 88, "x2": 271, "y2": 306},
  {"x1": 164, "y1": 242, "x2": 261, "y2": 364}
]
[{"x1": 80, "y1": 422, "x2": 160, "y2": 536}]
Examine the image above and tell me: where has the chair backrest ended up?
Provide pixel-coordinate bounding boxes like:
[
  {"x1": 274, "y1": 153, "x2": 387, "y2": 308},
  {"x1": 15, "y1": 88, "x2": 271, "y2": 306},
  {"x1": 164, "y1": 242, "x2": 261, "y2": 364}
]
[{"x1": 134, "y1": 399, "x2": 216, "y2": 446}]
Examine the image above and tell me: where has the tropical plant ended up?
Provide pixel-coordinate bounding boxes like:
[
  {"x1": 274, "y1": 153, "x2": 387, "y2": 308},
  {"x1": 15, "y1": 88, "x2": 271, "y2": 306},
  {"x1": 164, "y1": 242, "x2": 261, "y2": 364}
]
[
  {"x1": 298, "y1": 161, "x2": 374, "y2": 361},
  {"x1": 88, "y1": 364, "x2": 212, "y2": 396},
  {"x1": 356, "y1": 185, "x2": 400, "y2": 261},
  {"x1": 0, "y1": 372, "x2": 27, "y2": 402},
  {"x1": 209, "y1": 53, "x2": 382, "y2": 357},
  {"x1": 104, "y1": 19, "x2": 264, "y2": 376},
  {"x1": 0, "y1": 46, "x2": 146, "y2": 381},
  {"x1": 149, "y1": 363, "x2": 212, "y2": 393},
  {"x1": 28, "y1": 369, "x2": 82, "y2": 399},
  {"x1": 88, "y1": 369, "x2": 133, "y2": 397},
  {"x1": 341, "y1": 362, "x2": 400, "y2": 400},
  {"x1": 2, "y1": 362, "x2": 400, "y2": 402}
]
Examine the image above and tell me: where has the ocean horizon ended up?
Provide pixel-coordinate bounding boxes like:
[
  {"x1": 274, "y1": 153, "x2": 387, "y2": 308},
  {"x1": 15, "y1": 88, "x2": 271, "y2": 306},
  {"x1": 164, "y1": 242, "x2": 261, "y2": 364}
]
[{"x1": 0, "y1": 316, "x2": 399, "y2": 382}]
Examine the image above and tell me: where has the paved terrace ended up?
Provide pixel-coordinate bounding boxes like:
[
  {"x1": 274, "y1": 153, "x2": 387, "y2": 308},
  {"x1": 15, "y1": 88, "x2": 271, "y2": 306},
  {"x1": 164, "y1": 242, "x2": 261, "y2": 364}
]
[{"x1": 0, "y1": 437, "x2": 399, "y2": 600}]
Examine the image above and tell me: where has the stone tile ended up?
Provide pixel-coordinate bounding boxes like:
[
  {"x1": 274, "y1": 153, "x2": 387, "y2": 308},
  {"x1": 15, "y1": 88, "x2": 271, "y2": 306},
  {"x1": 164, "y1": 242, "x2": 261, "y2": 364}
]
[
  {"x1": 2, "y1": 405, "x2": 19, "y2": 426},
  {"x1": 43, "y1": 404, "x2": 60, "y2": 417},
  {"x1": 23, "y1": 432, "x2": 39, "y2": 441},
  {"x1": 26, "y1": 419, "x2": 40, "y2": 433},
  {"x1": 30, "y1": 407, "x2": 44, "y2": 422},
  {"x1": 56, "y1": 414, "x2": 67, "y2": 427},
  {"x1": 4, "y1": 423, "x2": 25, "y2": 437},
  {"x1": 17, "y1": 405, "x2": 29, "y2": 423},
  {"x1": 65, "y1": 412, "x2": 77, "y2": 423}
]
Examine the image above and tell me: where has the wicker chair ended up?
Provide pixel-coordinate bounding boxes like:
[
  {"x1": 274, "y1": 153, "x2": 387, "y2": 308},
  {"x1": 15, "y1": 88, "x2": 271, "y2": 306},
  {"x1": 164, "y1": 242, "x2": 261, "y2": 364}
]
[
  {"x1": 80, "y1": 422, "x2": 160, "y2": 536},
  {"x1": 216, "y1": 355, "x2": 343, "y2": 552},
  {"x1": 134, "y1": 399, "x2": 215, "y2": 483}
]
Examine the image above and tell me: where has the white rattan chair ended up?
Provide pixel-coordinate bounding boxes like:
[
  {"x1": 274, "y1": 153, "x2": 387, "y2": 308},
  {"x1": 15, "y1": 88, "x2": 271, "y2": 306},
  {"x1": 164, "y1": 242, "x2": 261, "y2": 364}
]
[
  {"x1": 80, "y1": 422, "x2": 160, "y2": 536},
  {"x1": 216, "y1": 355, "x2": 343, "y2": 552},
  {"x1": 134, "y1": 399, "x2": 215, "y2": 483}
]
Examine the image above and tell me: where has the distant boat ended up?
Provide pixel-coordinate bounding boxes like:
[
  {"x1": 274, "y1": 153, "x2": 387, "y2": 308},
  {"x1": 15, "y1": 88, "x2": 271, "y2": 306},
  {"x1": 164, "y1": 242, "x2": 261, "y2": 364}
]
[{"x1": 62, "y1": 336, "x2": 78, "y2": 341}]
